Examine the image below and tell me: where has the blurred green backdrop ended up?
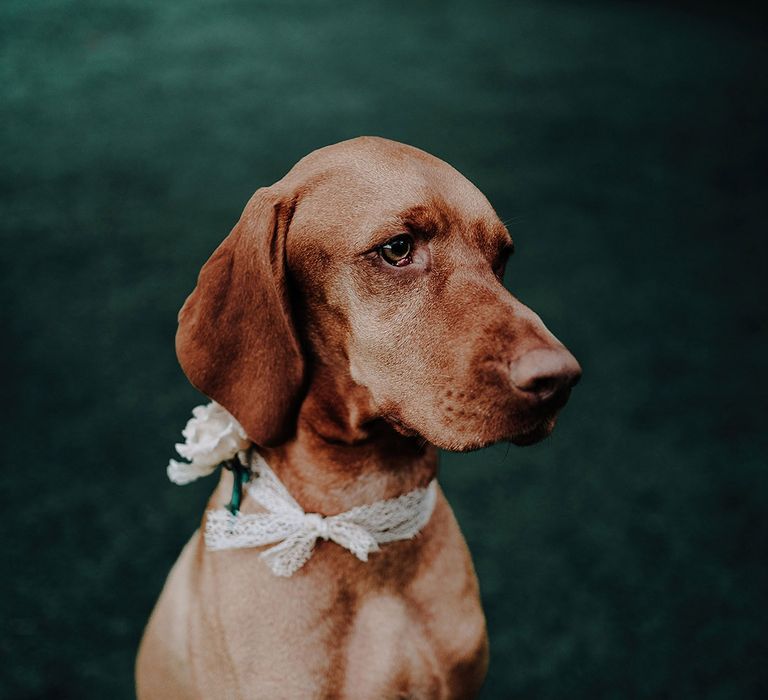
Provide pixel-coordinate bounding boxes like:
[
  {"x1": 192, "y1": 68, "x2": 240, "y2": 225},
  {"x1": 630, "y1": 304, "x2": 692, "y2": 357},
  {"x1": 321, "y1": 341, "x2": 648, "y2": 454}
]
[{"x1": 2, "y1": 1, "x2": 766, "y2": 698}]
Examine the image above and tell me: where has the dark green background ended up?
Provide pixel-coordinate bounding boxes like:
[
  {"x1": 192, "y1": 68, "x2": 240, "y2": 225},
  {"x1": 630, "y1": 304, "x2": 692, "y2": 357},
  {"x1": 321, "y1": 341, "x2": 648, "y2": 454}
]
[{"x1": 2, "y1": 1, "x2": 766, "y2": 698}]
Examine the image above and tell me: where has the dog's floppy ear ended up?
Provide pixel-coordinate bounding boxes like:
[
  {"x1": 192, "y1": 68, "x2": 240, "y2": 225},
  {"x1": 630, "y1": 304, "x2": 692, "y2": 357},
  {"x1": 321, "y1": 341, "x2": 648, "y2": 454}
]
[{"x1": 176, "y1": 187, "x2": 305, "y2": 446}]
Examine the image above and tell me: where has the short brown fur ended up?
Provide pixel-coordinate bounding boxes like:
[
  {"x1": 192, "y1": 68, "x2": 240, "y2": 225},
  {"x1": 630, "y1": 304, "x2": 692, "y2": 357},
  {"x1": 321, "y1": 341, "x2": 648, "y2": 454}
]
[{"x1": 136, "y1": 137, "x2": 580, "y2": 699}]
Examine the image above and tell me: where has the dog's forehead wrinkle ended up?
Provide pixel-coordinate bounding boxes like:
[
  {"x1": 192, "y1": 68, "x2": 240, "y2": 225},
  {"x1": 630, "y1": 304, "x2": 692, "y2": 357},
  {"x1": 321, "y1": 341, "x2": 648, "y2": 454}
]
[{"x1": 291, "y1": 187, "x2": 436, "y2": 255}]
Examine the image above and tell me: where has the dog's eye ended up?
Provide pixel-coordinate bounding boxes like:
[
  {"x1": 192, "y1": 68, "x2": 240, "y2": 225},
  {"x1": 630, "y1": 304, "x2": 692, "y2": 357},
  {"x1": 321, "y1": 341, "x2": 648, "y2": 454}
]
[{"x1": 379, "y1": 235, "x2": 413, "y2": 267}]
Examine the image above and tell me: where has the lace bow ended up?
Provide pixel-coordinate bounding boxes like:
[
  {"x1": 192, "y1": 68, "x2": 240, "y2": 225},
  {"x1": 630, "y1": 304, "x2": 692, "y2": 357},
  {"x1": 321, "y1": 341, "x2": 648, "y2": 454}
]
[{"x1": 205, "y1": 455, "x2": 438, "y2": 577}]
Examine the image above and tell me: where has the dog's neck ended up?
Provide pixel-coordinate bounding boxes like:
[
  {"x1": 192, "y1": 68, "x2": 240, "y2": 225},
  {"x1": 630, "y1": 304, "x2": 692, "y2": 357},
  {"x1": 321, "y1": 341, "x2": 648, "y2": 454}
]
[{"x1": 260, "y1": 365, "x2": 438, "y2": 515}]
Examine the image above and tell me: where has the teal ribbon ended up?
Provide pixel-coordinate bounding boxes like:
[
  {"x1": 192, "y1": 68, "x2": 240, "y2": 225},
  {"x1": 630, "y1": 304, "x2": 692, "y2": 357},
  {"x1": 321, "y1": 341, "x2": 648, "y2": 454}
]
[{"x1": 223, "y1": 457, "x2": 251, "y2": 515}]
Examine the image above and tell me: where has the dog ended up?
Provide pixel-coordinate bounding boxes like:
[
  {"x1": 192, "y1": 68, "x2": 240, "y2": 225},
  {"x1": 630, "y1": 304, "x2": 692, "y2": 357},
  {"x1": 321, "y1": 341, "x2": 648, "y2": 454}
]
[{"x1": 136, "y1": 137, "x2": 581, "y2": 699}]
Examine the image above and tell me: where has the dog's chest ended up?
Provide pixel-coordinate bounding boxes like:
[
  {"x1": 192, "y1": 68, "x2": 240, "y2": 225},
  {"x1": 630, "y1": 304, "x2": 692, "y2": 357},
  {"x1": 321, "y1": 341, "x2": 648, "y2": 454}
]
[
  {"x1": 194, "y1": 565, "x2": 487, "y2": 700},
  {"x1": 331, "y1": 583, "x2": 487, "y2": 700},
  {"x1": 188, "y1": 496, "x2": 488, "y2": 699}
]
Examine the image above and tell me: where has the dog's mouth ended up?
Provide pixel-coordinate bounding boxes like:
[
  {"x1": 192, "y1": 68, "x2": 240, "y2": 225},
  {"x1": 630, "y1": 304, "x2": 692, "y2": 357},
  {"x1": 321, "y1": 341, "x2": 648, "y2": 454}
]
[
  {"x1": 508, "y1": 416, "x2": 557, "y2": 446},
  {"x1": 384, "y1": 413, "x2": 421, "y2": 438},
  {"x1": 383, "y1": 405, "x2": 562, "y2": 451},
  {"x1": 508, "y1": 387, "x2": 572, "y2": 446},
  {"x1": 379, "y1": 383, "x2": 573, "y2": 451}
]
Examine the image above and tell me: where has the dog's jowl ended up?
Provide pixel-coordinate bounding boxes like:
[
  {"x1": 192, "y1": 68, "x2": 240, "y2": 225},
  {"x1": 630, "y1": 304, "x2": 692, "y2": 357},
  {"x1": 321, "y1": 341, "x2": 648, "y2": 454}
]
[{"x1": 136, "y1": 137, "x2": 580, "y2": 700}]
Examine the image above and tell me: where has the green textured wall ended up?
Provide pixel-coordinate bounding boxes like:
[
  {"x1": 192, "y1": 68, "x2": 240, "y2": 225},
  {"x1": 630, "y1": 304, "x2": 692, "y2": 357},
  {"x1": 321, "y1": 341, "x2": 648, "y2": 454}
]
[{"x1": 2, "y1": 1, "x2": 766, "y2": 698}]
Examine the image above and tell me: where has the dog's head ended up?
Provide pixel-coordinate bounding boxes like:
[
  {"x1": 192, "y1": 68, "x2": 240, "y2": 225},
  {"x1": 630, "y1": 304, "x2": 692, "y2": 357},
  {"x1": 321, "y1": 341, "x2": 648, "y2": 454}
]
[{"x1": 177, "y1": 137, "x2": 580, "y2": 451}]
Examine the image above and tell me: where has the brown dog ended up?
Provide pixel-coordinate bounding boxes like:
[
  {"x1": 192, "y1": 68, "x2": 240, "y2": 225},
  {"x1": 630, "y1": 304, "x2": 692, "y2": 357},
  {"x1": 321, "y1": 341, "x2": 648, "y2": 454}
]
[{"x1": 136, "y1": 137, "x2": 580, "y2": 699}]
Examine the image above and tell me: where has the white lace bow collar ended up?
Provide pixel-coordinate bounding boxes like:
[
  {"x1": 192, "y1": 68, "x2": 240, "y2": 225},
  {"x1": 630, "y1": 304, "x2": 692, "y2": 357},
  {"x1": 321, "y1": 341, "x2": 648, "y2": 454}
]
[{"x1": 167, "y1": 402, "x2": 438, "y2": 577}]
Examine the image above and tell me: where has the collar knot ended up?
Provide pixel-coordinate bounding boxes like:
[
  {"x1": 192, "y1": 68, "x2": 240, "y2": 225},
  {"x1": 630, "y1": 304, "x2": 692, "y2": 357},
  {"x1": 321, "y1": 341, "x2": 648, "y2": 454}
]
[{"x1": 304, "y1": 512, "x2": 330, "y2": 540}]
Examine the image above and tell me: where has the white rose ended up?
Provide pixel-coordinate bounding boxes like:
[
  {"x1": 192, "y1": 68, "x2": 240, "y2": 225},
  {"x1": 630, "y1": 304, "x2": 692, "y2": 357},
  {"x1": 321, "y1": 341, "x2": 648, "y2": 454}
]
[{"x1": 167, "y1": 402, "x2": 251, "y2": 485}]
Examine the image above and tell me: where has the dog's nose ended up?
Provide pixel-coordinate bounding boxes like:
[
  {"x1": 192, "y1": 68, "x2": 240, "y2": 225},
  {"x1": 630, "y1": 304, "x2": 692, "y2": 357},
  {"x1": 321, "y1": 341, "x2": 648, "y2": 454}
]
[{"x1": 509, "y1": 348, "x2": 581, "y2": 402}]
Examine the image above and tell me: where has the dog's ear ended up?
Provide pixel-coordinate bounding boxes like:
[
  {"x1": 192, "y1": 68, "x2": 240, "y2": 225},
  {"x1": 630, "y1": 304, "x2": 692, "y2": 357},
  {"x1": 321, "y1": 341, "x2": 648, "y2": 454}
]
[{"x1": 175, "y1": 187, "x2": 305, "y2": 446}]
